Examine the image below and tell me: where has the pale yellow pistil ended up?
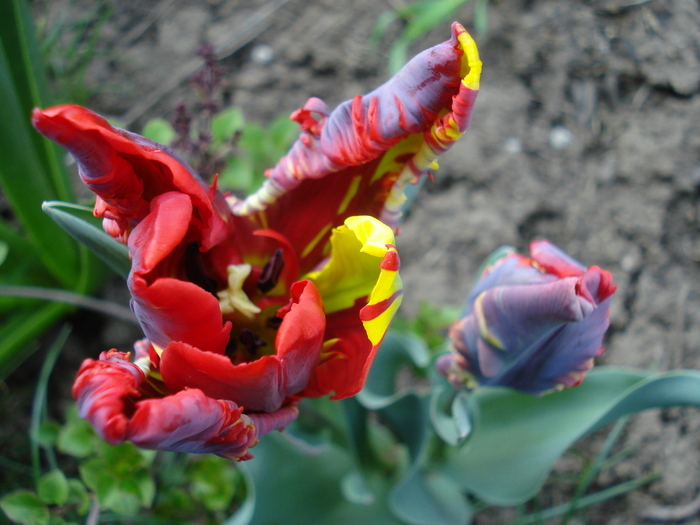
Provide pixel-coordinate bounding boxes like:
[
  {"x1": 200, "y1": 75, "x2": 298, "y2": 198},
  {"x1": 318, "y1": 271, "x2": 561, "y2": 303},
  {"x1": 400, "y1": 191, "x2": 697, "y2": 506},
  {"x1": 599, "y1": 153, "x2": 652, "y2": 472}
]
[{"x1": 218, "y1": 263, "x2": 261, "y2": 319}]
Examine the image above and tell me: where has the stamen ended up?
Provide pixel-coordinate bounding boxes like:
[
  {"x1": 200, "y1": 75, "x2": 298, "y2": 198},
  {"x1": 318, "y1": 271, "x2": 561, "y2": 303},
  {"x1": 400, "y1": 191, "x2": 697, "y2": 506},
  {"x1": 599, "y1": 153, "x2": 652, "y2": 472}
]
[
  {"x1": 218, "y1": 264, "x2": 262, "y2": 319},
  {"x1": 257, "y1": 249, "x2": 285, "y2": 293},
  {"x1": 267, "y1": 316, "x2": 283, "y2": 329},
  {"x1": 239, "y1": 329, "x2": 267, "y2": 354},
  {"x1": 184, "y1": 243, "x2": 218, "y2": 296}
]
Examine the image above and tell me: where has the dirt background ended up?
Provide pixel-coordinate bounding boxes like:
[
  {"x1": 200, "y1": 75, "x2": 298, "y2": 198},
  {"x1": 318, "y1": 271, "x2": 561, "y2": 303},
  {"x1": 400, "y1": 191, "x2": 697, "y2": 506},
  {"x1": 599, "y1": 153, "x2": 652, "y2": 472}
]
[{"x1": 7, "y1": 0, "x2": 700, "y2": 522}]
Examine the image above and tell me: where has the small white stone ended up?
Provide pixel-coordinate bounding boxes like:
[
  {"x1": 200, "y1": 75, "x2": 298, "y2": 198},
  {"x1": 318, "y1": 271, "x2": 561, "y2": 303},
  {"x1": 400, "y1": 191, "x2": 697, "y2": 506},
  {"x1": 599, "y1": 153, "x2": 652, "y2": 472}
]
[
  {"x1": 503, "y1": 136, "x2": 522, "y2": 154},
  {"x1": 620, "y1": 252, "x2": 640, "y2": 272},
  {"x1": 251, "y1": 44, "x2": 274, "y2": 65},
  {"x1": 549, "y1": 126, "x2": 574, "y2": 151}
]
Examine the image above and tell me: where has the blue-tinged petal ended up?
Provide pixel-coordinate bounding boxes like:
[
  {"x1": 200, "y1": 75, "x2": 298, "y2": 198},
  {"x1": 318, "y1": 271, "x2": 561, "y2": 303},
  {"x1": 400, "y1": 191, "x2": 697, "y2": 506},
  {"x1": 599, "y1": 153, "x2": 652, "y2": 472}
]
[{"x1": 230, "y1": 22, "x2": 481, "y2": 273}]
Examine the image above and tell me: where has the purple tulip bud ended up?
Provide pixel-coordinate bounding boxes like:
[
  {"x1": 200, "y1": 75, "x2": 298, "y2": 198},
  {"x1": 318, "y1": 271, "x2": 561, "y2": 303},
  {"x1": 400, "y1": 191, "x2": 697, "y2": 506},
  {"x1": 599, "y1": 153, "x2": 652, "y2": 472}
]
[{"x1": 439, "y1": 241, "x2": 617, "y2": 394}]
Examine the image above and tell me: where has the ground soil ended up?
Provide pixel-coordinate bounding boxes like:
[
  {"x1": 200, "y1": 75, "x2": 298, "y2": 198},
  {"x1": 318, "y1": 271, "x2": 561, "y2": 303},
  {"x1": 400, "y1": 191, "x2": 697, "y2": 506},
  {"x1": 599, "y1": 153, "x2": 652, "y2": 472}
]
[{"x1": 5, "y1": 0, "x2": 700, "y2": 523}]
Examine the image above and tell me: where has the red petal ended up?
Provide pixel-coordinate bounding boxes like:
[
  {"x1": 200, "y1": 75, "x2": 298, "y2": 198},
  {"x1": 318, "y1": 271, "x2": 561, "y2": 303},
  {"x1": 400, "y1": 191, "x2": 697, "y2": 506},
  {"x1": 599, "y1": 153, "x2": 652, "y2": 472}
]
[
  {"x1": 298, "y1": 298, "x2": 376, "y2": 400},
  {"x1": 32, "y1": 105, "x2": 230, "y2": 249},
  {"x1": 128, "y1": 192, "x2": 231, "y2": 353},
  {"x1": 159, "y1": 280, "x2": 325, "y2": 412},
  {"x1": 72, "y1": 350, "x2": 295, "y2": 460}
]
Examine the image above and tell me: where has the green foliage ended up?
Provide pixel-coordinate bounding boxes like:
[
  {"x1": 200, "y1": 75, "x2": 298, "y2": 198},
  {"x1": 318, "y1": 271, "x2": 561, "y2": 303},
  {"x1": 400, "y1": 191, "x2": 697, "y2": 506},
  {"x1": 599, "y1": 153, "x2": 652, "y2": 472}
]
[
  {"x1": 0, "y1": 490, "x2": 49, "y2": 525},
  {"x1": 141, "y1": 106, "x2": 298, "y2": 195},
  {"x1": 0, "y1": 0, "x2": 105, "y2": 379},
  {"x1": 372, "y1": 0, "x2": 492, "y2": 73},
  {"x1": 35, "y1": 0, "x2": 112, "y2": 104}
]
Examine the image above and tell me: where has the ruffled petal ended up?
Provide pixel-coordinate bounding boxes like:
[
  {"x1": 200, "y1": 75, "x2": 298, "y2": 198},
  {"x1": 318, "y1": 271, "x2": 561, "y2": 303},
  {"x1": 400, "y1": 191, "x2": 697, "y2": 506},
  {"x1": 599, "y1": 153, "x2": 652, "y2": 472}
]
[
  {"x1": 31, "y1": 105, "x2": 230, "y2": 249},
  {"x1": 128, "y1": 192, "x2": 231, "y2": 353},
  {"x1": 230, "y1": 22, "x2": 481, "y2": 273},
  {"x1": 159, "y1": 280, "x2": 326, "y2": 412},
  {"x1": 72, "y1": 351, "x2": 268, "y2": 460}
]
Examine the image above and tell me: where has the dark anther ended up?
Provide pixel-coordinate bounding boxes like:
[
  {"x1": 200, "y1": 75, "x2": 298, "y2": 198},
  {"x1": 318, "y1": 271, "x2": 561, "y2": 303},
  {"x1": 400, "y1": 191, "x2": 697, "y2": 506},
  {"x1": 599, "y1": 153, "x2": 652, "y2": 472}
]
[
  {"x1": 267, "y1": 316, "x2": 283, "y2": 329},
  {"x1": 257, "y1": 249, "x2": 285, "y2": 293},
  {"x1": 184, "y1": 243, "x2": 218, "y2": 296},
  {"x1": 239, "y1": 329, "x2": 267, "y2": 354}
]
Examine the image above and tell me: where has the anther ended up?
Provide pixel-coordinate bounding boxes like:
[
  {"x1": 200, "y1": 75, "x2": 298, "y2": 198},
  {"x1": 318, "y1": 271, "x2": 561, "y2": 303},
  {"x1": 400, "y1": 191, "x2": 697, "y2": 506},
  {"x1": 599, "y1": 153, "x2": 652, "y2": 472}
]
[{"x1": 257, "y1": 249, "x2": 285, "y2": 293}]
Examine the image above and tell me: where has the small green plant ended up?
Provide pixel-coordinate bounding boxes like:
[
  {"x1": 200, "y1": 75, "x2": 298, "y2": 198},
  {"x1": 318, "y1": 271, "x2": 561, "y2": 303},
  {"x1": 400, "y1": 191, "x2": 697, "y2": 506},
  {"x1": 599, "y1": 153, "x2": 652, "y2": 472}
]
[{"x1": 372, "y1": 0, "x2": 492, "y2": 73}]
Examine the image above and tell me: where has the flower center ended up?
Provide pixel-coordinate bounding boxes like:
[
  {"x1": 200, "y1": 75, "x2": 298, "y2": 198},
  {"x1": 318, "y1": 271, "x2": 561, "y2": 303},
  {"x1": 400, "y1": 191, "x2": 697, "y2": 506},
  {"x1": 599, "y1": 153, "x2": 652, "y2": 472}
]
[
  {"x1": 217, "y1": 251, "x2": 289, "y2": 364},
  {"x1": 217, "y1": 263, "x2": 261, "y2": 319}
]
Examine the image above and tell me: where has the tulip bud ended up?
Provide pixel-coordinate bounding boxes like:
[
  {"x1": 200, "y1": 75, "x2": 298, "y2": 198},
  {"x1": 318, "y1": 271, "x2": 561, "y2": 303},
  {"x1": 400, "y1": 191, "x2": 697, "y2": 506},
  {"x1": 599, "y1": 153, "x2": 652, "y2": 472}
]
[{"x1": 438, "y1": 241, "x2": 616, "y2": 394}]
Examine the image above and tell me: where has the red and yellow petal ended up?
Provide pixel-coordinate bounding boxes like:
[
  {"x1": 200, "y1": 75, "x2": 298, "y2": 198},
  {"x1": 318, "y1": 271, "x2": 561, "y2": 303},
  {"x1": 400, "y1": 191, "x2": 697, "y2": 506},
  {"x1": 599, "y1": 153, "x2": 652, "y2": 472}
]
[
  {"x1": 230, "y1": 22, "x2": 481, "y2": 272},
  {"x1": 301, "y1": 216, "x2": 403, "y2": 399}
]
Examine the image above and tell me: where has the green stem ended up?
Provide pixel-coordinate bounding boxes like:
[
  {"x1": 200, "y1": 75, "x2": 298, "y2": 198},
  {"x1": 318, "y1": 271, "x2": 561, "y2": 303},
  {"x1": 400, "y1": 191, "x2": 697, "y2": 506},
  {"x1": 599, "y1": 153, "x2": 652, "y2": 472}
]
[
  {"x1": 504, "y1": 472, "x2": 660, "y2": 525},
  {"x1": 29, "y1": 324, "x2": 71, "y2": 485}
]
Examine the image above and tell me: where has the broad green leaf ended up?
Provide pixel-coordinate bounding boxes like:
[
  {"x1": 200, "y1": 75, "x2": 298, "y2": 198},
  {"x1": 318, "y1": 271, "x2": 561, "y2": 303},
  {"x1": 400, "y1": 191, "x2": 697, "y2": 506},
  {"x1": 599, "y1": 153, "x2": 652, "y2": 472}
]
[
  {"x1": 212, "y1": 106, "x2": 245, "y2": 145},
  {"x1": 235, "y1": 433, "x2": 404, "y2": 525},
  {"x1": 390, "y1": 467, "x2": 472, "y2": 525},
  {"x1": 141, "y1": 118, "x2": 175, "y2": 146},
  {"x1": 443, "y1": 367, "x2": 700, "y2": 505},
  {"x1": 0, "y1": 490, "x2": 49, "y2": 525},
  {"x1": 42, "y1": 201, "x2": 130, "y2": 279},
  {"x1": 357, "y1": 331, "x2": 430, "y2": 410},
  {"x1": 0, "y1": 36, "x2": 80, "y2": 287},
  {"x1": 37, "y1": 469, "x2": 69, "y2": 506}
]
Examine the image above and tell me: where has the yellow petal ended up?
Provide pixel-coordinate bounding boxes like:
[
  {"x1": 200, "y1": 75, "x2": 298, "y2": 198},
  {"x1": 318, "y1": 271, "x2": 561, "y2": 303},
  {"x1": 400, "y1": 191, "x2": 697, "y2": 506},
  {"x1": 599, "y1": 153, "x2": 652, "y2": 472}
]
[{"x1": 305, "y1": 216, "x2": 403, "y2": 338}]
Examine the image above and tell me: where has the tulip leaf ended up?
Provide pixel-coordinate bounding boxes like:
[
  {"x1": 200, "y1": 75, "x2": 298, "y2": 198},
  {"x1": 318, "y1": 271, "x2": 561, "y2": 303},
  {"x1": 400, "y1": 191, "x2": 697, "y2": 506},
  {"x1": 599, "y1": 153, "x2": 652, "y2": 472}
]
[
  {"x1": 430, "y1": 386, "x2": 473, "y2": 446},
  {"x1": 222, "y1": 462, "x2": 255, "y2": 525},
  {"x1": 357, "y1": 331, "x2": 430, "y2": 410},
  {"x1": 390, "y1": 466, "x2": 472, "y2": 525},
  {"x1": 237, "y1": 433, "x2": 404, "y2": 525},
  {"x1": 442, "y1": 366, "x2": 700, "y2": 505},
  {"x1": 42, "y1": 201, "x2": 130, "y2": 279}
]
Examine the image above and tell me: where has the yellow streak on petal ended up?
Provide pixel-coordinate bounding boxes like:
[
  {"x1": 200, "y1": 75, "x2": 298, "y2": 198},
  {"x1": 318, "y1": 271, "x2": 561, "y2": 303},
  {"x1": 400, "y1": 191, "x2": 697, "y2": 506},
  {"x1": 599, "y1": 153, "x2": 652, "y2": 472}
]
[
  {"x1": 362, "y1": 245, "x2": 402, "y2": 346},
  {"x1": 336, "y1": 175, "x2": 363, "y2": 215},
  {"x1": 457, "y1": 29, "x2": 482, "y2": 90},
  {"x1": 301, "y1": 223, "x2": 332, "y2": 259},
  {"x1": 370, "y1": 133, "x2": 423, "y2": 185},
  {"x1": 152, "y1": 343, "x2": 164, "y2": 357},
  {"x1": 218, "y1": 263, "x2": 261, "y2": 319},
  {"x1": 473, "y1": 292, "x2": 505, "y2": 350}
]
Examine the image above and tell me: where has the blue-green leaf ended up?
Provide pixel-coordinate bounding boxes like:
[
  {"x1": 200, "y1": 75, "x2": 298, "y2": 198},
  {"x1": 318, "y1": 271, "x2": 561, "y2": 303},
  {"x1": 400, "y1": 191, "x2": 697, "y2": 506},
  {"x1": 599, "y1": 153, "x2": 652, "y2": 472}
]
[
  {"x1": 443, "y1": 366, "x2": 700, "y2": 505},
  {"x1": 42, "y1": 201, "x2": 130, "y2": 279}
]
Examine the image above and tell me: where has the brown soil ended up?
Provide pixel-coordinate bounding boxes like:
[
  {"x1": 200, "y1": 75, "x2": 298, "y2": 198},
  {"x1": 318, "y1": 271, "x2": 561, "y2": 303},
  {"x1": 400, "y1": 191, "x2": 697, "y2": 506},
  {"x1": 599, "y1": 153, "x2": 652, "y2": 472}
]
[{"x1": 7, "y1": 0, "x2": 700, "y2": 523}]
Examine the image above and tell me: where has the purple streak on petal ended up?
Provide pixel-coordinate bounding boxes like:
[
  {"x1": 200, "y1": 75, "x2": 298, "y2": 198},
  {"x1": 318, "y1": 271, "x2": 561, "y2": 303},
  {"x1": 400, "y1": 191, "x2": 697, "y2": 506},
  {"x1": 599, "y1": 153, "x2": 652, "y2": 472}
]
[
  {"x1": 248, "y1": 405, "x2": 300, "y2": 437},
  {"x1": 73, "y1": 351, "x2": 261, "y2": 460},
  {"x1": 125, "y1": 388, "x2": 258, "y2": 460}
]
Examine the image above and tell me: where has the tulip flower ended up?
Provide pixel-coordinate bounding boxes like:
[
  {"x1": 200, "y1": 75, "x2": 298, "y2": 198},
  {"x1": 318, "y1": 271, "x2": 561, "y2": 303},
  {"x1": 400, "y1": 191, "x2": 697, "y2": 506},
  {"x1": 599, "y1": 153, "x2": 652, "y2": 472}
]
[
  {"x1": 33, "y1": 23, "x2": 482, "y2": 458},
  {"x1": 437, "y1": 241, "x2": 616, "y2": 394}
]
